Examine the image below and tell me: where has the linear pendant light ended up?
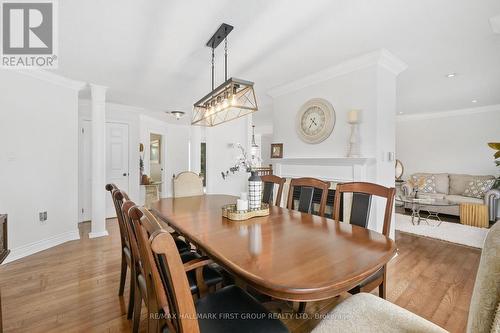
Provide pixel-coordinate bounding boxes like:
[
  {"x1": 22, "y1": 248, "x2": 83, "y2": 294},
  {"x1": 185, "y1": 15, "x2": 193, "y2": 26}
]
[{"x1": 192, "y1": 23, "x2": 258, "y2": 127}]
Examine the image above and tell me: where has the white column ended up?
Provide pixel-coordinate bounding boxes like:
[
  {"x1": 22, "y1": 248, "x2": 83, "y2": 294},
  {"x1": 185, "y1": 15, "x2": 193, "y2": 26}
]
[{"x1": 89, "y1": 84, "x2": 109, "y2": 238}]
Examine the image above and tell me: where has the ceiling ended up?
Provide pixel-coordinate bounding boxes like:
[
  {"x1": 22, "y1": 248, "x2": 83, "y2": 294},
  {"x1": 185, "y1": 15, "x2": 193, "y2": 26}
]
[{"x1": 55, "y1": 0, "x2": 500, "y2": 125}]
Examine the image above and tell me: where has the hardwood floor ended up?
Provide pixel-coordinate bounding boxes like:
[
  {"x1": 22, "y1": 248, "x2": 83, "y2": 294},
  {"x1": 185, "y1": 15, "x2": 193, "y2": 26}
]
[{"x1": 0, "y1": 219, "x2": 480, "y2": 333}]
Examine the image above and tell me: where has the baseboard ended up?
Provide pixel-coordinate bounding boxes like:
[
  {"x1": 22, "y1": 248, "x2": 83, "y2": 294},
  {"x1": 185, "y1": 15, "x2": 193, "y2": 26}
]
[
  {"x1": 88, "y1": 230, "x2": 109, "y2": 238},
  {"x1": 3, "y1": 229, "x2": 80, "y2": 264}
]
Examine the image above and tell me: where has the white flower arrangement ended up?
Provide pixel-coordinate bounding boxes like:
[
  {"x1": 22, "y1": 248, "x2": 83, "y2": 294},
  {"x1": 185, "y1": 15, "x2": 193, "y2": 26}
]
[{"x1": 221, "y1": 143, "x2": 261, "y2": 179}]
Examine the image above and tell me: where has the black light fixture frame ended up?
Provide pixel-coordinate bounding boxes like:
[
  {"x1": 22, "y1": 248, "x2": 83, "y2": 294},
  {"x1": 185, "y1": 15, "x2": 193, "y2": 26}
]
[
  {"x1": 192, "y1": 22, "x2": 258, "y2": 126},
  {"x1": 206, "y1": 23, "x2": 233, "y2": 89}
]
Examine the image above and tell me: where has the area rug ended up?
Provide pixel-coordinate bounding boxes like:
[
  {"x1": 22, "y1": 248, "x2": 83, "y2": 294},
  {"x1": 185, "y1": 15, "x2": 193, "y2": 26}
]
[{"x1": 395, "y1": 213, "x2": 489, "y2": 249}]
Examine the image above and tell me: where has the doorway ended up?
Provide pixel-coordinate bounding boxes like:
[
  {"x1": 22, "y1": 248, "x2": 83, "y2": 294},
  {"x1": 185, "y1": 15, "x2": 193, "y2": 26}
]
[{"x1": 148, "y1": 133, "x2": 165, "y2": 196}]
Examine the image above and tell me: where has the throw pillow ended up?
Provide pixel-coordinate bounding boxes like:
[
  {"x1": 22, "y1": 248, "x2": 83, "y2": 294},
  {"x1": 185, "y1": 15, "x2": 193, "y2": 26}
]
[
  {"x1": 463, "y1": 179, "x2": 495, "y2": 199},
  {"x1": 411, "y1": 175, "x2": 437, "y2": 193}
]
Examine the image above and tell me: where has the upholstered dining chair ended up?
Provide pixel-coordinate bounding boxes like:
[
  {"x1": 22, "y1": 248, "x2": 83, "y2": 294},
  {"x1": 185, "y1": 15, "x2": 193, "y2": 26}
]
[
  {"x1": 287, "y1": 177, "x2": 330, "y2": 217},
  {"x1": 261, "y1": 175, "x2": 286, "y2": 206},
  {"x1": 312, "y1": 218, "x2": 500, "y2": 333},
  {"x1": 130, "y1": 205, "x2": 290, "y2": 333},
  {"x1": 333, "y1": 182, "x2": 395, "y2": 299},
  {"x1": 173, "y1": 171, "x2": 204, "y2": 198}
]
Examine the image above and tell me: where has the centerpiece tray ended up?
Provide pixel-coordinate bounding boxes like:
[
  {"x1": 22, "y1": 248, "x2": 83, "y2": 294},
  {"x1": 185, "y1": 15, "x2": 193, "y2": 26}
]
[{"x1": 222, "y1": 203, "x2": 270, "y2": 221}]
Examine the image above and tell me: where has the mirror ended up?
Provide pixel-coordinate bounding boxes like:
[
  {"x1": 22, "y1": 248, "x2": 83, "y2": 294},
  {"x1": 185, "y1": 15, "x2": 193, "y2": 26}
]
[{"x1": 395, "y1": 159, "x2": 404, "y2": 180}]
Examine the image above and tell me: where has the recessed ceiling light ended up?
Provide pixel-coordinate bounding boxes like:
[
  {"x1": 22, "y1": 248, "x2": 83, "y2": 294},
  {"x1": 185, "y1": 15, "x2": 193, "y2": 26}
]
[
  {"x1": 398, "y1": 112, "x2": 403, "y2": 114},
  {"x1": 471, "y1": 99, "x2": 477, "y2": 103},
  {"x1": 446, "y1": 73, "x2": 457, "y2": 78}
]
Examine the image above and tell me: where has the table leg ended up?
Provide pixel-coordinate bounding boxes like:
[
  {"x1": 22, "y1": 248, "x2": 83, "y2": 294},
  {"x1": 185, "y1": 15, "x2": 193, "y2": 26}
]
[{"x1": 425, "y1": 211, "x2": 442, "y2": 227}]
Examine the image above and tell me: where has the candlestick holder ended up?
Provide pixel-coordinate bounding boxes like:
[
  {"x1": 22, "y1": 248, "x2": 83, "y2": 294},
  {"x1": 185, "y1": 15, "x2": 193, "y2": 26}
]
[{"x1": 347, "y1": 122, "x2": 360, "y2": 157}]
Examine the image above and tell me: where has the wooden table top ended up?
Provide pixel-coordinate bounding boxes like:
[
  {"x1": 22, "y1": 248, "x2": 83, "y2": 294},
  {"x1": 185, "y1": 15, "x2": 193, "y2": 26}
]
[{"x1": 151, "y1": 195, "x2": 397, "y2": 302}]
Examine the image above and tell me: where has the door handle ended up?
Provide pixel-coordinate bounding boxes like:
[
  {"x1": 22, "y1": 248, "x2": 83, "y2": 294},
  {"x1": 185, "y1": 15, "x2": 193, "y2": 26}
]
[{"x1": 123, "y1": 173, "x2": 127, "y2": 176}]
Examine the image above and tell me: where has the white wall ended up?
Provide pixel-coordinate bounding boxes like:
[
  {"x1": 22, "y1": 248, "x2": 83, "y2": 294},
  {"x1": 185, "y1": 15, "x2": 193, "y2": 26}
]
[
  {"x1": 206, "y1": 117, "x2": 251, "y2": 196},
  {"x1": 272, "y1": 67, "x2": 378, "y2": 159},
  {"x1": 0, "y1": 71, "x2": 82, "y2": 262},
  {"x1": 396, "y1": 106, "x2": 500, "y2": 178}
]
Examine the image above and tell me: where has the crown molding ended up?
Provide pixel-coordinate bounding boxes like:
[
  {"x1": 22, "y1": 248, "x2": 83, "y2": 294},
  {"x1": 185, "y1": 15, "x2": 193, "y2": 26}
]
[
  {"x1": 267, "y1": 49, "x2": 407, "y2": 98},
  {"x1": 13, "y1": 69, "x2": 87, "y2": 91},
  {"x1": 397, "y1": 104, "x2": 500, "y2": 122}
]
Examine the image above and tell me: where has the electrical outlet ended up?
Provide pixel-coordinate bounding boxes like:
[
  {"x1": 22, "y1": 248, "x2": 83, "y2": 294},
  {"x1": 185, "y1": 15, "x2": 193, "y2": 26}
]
[{"x1": 39, "y1": 211, "x2": 48, "y2": 223}]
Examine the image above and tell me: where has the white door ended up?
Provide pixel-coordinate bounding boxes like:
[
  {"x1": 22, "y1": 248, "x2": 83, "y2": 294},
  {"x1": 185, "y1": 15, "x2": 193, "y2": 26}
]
[
  {"x1": 79, "y1": 121, "x2": 129, "y2": 221},
  {"x1": 106, "y1": 122, "x2": 129, "y2": 217}
]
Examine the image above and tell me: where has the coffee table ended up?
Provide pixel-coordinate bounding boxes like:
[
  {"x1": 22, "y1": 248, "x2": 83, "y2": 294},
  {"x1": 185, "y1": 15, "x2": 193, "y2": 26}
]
[{"x1": 396, "y1": 196, "x2": 458, "y2": 226}]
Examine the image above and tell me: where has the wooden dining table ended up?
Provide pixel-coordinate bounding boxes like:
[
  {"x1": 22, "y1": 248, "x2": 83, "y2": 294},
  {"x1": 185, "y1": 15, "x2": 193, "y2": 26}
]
[{"x1": 151, "y1": 195, "x2": 397, "y2": 302}]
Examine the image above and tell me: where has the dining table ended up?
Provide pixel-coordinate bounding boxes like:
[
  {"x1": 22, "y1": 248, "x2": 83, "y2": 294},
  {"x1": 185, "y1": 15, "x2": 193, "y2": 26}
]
[{"x1": 150, "y1": 194, "x2": 397, "y2": 302}]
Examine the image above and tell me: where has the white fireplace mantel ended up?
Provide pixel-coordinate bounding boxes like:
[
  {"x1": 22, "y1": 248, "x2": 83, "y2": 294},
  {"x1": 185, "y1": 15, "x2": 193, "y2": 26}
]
[
  {"x1": 271, "y1": 157, "x2": 375, "y2": 166},
  {"x1": 272, "y1": 156, "x2": 376, "y2": 183}
]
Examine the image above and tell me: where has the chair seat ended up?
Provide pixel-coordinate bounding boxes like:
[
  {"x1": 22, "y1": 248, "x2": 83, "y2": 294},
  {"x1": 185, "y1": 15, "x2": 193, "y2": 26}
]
[
  {"x1": 311, "y1": 293, "x2": 447, "y2": 333},
  {"x1": 180, "y1": 252, "x2": 223, "y2": 293},
  {"x1": 195, "y1": 285, "x2": 289, "y2": 333}
]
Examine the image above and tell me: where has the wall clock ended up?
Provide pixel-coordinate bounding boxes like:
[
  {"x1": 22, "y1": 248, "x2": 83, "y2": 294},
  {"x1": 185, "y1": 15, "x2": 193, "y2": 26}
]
[{"x1": 295, "y1": 98, "x2": 336, "y2": 144}]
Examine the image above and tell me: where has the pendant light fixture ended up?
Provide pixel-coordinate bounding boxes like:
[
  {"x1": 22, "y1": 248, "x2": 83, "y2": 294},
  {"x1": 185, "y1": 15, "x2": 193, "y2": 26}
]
[
  {"x1": 250, "y1": 125, "x2": 259, "y2": 157},
  {"x1": 251, "y1": 125, "x2": 258, "y2": 149},
  {"x1": 192, "y1": 23, "x2": 258, "y2": 127}
]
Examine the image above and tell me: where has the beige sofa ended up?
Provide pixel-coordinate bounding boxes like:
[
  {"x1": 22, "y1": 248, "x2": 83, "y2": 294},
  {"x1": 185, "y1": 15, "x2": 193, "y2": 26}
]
[{"x1": 401, "y1": 173, "x2": 499, "y2": 222}]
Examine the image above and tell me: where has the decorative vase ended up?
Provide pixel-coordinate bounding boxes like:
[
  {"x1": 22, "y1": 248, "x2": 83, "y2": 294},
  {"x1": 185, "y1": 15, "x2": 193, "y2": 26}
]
[{"x1": 248, "y1": 171, "x2": 262, "y2": 210}]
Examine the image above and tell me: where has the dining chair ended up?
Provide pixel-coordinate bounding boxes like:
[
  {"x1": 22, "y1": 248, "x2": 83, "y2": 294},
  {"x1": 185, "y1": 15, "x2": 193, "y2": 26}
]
[
  {"x1": 105, "y1": 184, "x2": 135, "y2": 318},
  {"x1": 286, "y1": 177, "x2": 329, "y2": 313},
  {"x1": 114, "y1": 190, "x2": 191, "y2": 333},
  {"x1": 173, "y1": 171, "x2": 204, "y2": 198},
  {"x1": 126, "y1": 205, "x2": 225, "y2": 332},
  {"x1": 287, "y1": 177, "x2": 330, "y2": 216},
  {"x1": 333, "y1": 182, "x2": 396, "y2": 299},
  {"x1": 129, "y1": 205, "x2": 290, "y2": 333},
  {"x1": 261, "y1": 175, "x2": 286, "y2": 206}
]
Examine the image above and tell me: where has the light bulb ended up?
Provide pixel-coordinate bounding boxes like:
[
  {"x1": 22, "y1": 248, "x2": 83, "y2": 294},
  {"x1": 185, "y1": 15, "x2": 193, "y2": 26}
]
[
  {"x1": 222, "y1": 98, "x2": 229, "y2": 109},
  {"x1": 231, "y1": 94, "x2": 237, "y2": 106},
  {"x1": 216, "y1": 103, "x2": 222, "y2": 112}
]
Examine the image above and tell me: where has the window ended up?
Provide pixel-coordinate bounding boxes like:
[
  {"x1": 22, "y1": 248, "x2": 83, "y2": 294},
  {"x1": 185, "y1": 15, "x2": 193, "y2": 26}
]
[{"x1": 200, "y1": 142, "x2": 206, "y2": 187}]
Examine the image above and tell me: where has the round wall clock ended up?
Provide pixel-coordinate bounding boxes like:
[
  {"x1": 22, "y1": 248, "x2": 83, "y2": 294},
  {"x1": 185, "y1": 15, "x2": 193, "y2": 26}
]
[{"x1": 295, "y1": 98, "x2": 336, "y2": 144}]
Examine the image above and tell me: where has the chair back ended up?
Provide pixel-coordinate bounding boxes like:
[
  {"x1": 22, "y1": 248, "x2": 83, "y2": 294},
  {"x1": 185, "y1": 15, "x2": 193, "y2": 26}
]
[
  {"x1": 129, "y1": 206, "x2": 200, "y2": 333},
  {"x1": 287, "y1": 177, "x2": 329, "y2": 217},
  {"x1": 120, "y1": 197, "x2": 143, "y2": 274},
  {"x1": 261, "y1": 175, "x2": 285, "y2": 206},
  {"x1": 333, "y1": 182, "x2": 395, "y2": 236},
  {"x1": 173, "y1": 172, "x2": 203, "y2": 198},
  {"x1": 466, "y1": 221, "x2": 500, "y2": 333},
  {"x1": 106, "y1": 184, "x2": 129, "y2": 249}
]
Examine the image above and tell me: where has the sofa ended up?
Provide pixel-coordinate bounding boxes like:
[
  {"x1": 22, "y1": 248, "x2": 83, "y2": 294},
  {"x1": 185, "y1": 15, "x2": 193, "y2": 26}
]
[{"x1": 401, "y1": 173, "x2": 500, "y2": 222}]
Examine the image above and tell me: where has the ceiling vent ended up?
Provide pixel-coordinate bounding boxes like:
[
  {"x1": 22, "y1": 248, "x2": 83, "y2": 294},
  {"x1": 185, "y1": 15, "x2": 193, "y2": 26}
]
[{"x1": 490, "y1": 15, "x2": 500, "y2": 34}]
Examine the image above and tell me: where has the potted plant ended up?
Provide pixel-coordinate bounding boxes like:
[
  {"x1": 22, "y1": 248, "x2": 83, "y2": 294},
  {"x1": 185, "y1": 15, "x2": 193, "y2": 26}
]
[{"x1": 488, "y1": 142, "x2": 500, "y2": 189}]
